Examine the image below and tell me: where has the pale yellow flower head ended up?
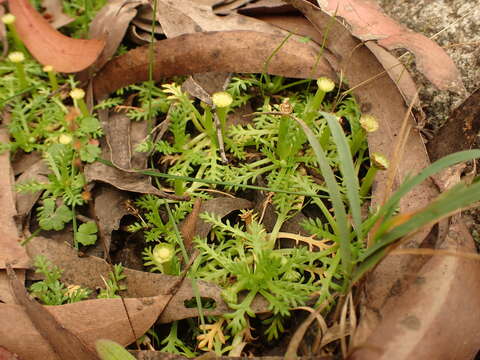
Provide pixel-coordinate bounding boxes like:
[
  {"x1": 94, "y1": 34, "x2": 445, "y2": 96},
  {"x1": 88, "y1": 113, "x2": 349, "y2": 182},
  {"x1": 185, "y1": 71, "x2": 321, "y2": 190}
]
[
  {"x1": 360, "y1": 114, "x2": 379, "y2": 132},
  {"x1": 8, "y1": 51, "x2": 25, "y2": 63},
  {"x1": 212, "y1": 91, "x2": 233, "y2": 108},
  {"x1": 153, "y1": 244, "x2": 174, "y2": 263},
  {"x1": 1, "y1": 14, "x2": 16, "y2": 25},
  {"x1": 59, "y1": 134, "x2": 73, "y2": 145},
  {"x1": 371, "y1": 152, "x2": 389, "y2": 170},
  {"x1": 43, "y1": 65, "x2": 54, "y2": 72},
  {"x1": 70, "y1": 88, "x2": 85, "y2": 100},
  {"x1": 316, "y1": 77, "x2": 335, "y2": 92}
]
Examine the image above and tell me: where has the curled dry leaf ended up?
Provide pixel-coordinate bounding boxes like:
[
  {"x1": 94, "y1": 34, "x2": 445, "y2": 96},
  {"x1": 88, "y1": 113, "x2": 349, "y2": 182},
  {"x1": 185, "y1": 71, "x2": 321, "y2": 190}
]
[
  {"x1": 15, "y1": 159, "x2": 50, "y2": 221},
  {"x1": 315, "y1": 0, "x2": 464, "y2": 92},
  {"x1": 155, "y1": 0, "x2": 288, "y2": 38},
  {"x1": 350, "y1": 219, "x2": 480, "y2": 359},
  {"x1": 9, "y1": 0, "x2": 104, "y2": 72},
  {"x1": 90, "y1": 185, "x2": 130, "y2": 258},
  {"x1": 92, "y1": 30, "x2": 336, "y2": 99}
]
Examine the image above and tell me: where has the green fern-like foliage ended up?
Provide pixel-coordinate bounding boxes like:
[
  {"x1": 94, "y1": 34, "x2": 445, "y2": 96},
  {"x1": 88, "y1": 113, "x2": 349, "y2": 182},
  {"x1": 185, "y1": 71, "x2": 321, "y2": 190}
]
[{"x1": 193, "y1": 212, "x2": 332, "y2": 336}]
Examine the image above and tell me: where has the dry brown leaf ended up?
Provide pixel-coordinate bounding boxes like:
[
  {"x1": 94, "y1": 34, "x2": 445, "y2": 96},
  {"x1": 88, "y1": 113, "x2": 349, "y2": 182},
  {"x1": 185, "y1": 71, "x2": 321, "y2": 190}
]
[
  {"x1": 314, "y1": 0, "x2": 464, "y2": 92},
  {"x1": 105, "y1": 112, "x2": 134, "y2": 169},
  {"x1": 41, "y1": 0, "x2": 74, "y2": 29},
  {"x1": 25, "y1": 236, "x2": 269, "y2": 322},
  {"x1": 11, "y1": 151, "x2": 42, "y2": 175},
  {"x1": 0, "y1": 128, "x2": 30, "y2": 270},
  {"x1": 194, "y1": 197, "x2": 253, "y2": 239},
  {"x1": 89, "y1": 185, "x2": 130, "y2": 258},
  {"x1": 0, "y1": 346, "x2": 21, "y2": 360},
  {"x1": 6, "y1": 264, "x2": 99, "y2": 360},
  {"x1": 9, "y1": 0, "x2": 104, "y2": 72},
  {"x1": 350, "y1": 219, "x2": 480, "y2": 359},
  {"x1": 92, "y1": 30, "x2": 336, "y2": 99},
  {"x1": 0, "y1": 294, "x2": 169, "y2": 360},
  {"x1": 155, "y1": 0, "x2": 286, "y2": 38},
  {"x1": 84, "y1": 127, "x2": 183, "y2": 200},
  {"x1": 88, "y1": 0, "x2": 148, "y2": 72}
]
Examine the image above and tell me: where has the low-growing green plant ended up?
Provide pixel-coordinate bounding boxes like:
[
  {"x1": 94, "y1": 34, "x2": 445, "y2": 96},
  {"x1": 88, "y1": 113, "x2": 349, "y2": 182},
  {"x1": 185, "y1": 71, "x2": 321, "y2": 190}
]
[
  {"x1": 98, "y1": 264, "x2": 127, "y2": 299},
  {"x1": 29, "y1": 255, "x2": 91, "y2": 305}
]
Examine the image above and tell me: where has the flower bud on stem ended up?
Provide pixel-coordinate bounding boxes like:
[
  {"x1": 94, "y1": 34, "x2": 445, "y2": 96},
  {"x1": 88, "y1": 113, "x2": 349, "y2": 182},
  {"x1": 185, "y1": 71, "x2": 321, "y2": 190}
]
[
  {"x1": 69, "y1": 88, "x2": 89, "y2": 117},
  {"x1": 8, "y1": 51, "x2": 27, "y2": 89},
  {"x1": 43, "y1": 65, "x2": 58, "y2": 91},
  {"x1": 2, "y1": 14, "x2": 26, "y2": 54}
]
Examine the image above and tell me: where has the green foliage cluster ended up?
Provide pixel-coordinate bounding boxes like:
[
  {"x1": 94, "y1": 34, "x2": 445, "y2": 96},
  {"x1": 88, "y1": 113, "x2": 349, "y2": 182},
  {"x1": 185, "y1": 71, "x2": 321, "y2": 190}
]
[{"x1": 29, "y1": 255, "x2": 91, "y2": 305}]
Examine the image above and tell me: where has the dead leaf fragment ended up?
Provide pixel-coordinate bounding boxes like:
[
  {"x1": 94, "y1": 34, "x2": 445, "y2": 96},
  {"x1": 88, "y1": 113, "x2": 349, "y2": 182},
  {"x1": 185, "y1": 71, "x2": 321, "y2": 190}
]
[
  {"x1": 41, "y1": 0, "x2": 74, "y2": 29},
  {"x1": 6, "y1": 264, "x2": 99, "y2": 360},
  {"x1": 0, "y1": 128, "x2": 30, "y2": 269},
  {"x1": 25, "y1": 236, "x2": 269, "y2": 322},
  {"x1": 0, "y1": 295, "x2": 169, "y2": 360},
  {"x1": 93, "y1": 30, "x2": 336, "y2": 99},
  {"x1": 315, "y1": 0, "x2": 464, "y2": 92},
  {"x1": 9, "y1": 0, "x2": 104, "y2": 72},
  {"x1": 350, "y1": 219, "x2": 480, "y2": 359},
  {"x1": 88, "y1": 0, "x2": 148, "y2": 71}
]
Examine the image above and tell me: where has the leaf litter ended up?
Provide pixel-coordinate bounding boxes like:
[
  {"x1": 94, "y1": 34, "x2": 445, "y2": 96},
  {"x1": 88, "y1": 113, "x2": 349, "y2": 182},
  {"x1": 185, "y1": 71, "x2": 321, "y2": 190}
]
[{"x1": 1, "y1": 0, "x2": 479, "y2": 358}]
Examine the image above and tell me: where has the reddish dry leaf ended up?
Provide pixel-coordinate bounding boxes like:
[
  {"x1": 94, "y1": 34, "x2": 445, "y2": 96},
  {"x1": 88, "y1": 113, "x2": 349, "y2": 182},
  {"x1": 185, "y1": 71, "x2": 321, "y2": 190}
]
[
  {"x1": 315, "y1": 0, "x2": 464, "y2": 92},
  {"x1": 9, "y1": 0, "x2": 104, "y2": 73},
  {"x1": 0, "y1": 295, "x2": 169, "y2": 360},
  {"x1": 6, "y1": 264, "x2": 99, "y2": 360},
  {"x1": 350, "y1": 219, "x2": 480, "y2": 359},
  {"x1": 92, "y1": 30, "x2": 336, "y2": 99},
  {"x1": 0, "y1": 128, "x2": 30, "y2": 270},
  {"x1": 0, "y1": 346, "x2": 20, "y2": 360}
]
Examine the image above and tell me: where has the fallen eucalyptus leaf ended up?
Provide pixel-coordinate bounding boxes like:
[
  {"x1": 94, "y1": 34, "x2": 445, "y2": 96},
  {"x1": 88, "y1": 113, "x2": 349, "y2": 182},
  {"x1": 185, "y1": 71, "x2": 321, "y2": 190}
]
[
  {"x1": 9, "y1": 0, "x2": 104, "y2": 72},
  {"x1": 314, "y1": 0, "x2": 464, "y2": 92},
  {"x1": 350, "y1": 219, "x2": 480, "y2": 359},
  {"x1": 92, "y1": 30, "x2": 336, "y2": 100},
  {"x1": 0, "y1": 294, "x2": 169, "y2": 360},
  {"x1": 0, "y1": 128, "x2": 30, "y2": 270}
]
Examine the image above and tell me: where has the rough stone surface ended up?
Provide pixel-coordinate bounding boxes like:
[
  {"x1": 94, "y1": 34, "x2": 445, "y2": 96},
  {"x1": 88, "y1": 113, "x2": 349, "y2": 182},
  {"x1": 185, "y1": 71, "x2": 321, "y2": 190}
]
[{"x1": 377, "y1": 0, "x2": 480, "y2": 130}]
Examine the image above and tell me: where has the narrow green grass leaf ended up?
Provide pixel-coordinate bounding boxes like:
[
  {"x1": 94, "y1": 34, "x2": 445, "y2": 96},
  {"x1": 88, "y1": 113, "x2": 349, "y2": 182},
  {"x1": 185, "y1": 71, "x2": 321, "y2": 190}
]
[
  {"x1": 379, "y1": 149, "x2": 480, "y2": 219},
  {"x1": 355, "y1": 179, "x2": 480, "y2": 281},
  {"x1": 292, "y1": 115, "x2": 352, "y2": 278},
  {"x1": 321, "y1": 111, "x2": 362, "y2": 242}
]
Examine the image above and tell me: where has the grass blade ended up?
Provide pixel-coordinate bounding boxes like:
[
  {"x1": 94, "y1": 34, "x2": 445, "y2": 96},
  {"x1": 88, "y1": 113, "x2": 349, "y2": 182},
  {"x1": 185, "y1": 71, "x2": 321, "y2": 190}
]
[
  {"x1": 379, "y1": 149, "x2": 480, "y2": 219},
  {"x1": 321, "y1": 111, "x2": 362, "y2": 242},
  {"x1": 354, "y1": 179, "x2": 480, "y2": 281},
  {"x1": 292, "y1": 115, "x2": 352, "y2": 279}
]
